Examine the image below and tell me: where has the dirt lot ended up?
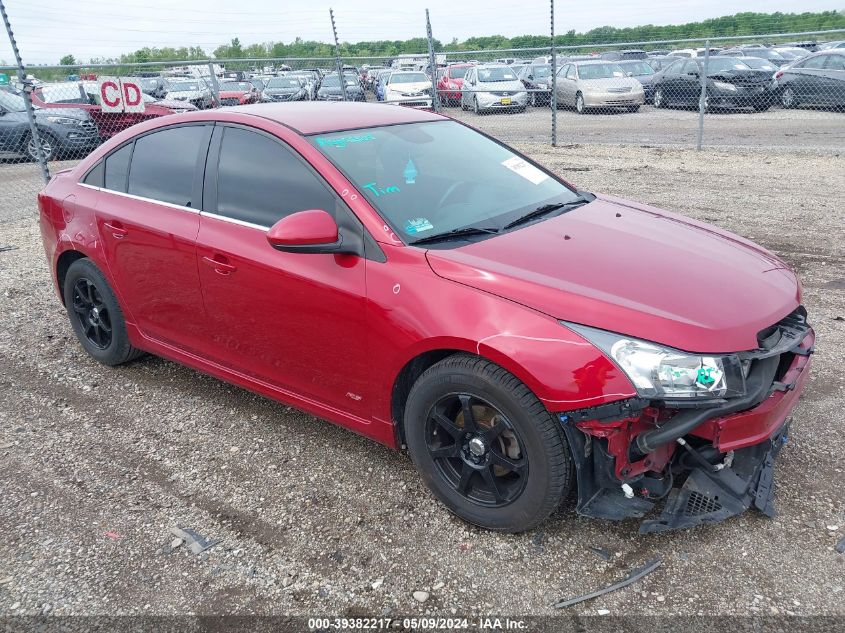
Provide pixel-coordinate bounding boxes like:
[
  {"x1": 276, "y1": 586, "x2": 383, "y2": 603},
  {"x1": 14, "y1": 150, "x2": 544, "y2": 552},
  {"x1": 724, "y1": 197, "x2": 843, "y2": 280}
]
[
  {"x1": 447, "y1": 103, "x2": 845, "y2": 151},
  {"x1": 0, "y1": 144, "x2": 843, "y2": 620}
]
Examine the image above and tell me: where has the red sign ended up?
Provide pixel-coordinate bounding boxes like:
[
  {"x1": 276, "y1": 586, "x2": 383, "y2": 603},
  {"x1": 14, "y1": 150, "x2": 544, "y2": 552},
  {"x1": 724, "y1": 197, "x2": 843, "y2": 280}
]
[{"x1": 98, "y1": 77, "x2": 145, "y2": 113}]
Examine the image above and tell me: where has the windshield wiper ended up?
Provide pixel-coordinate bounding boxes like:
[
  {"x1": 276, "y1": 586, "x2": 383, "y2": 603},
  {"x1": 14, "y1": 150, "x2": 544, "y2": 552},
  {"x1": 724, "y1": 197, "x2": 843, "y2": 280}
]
[
  {"x1": 503, "y1": 196, "x2": 592, "y2": 231},
  {"x1": 408, "y1": 226, "x2": 499, "y2": 246}
]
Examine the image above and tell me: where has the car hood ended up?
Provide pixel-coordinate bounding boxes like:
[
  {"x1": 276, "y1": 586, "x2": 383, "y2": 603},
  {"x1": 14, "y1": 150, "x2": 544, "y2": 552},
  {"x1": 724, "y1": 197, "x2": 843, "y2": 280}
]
[
  {"x1": 476, "y1": 79, "x2": 525, "y2": 91},
  {"x1": 425, "y1": 194, "x2": 799, "y2": 353},
  {"x1": 579, "y1": 77, "x2": 643, "y2": 90},
  {"x1": 319, "y1": 85, "x2": 361, "y2": 94},
  {"x1": 33, "y1": 106, "x2": 90, "y2": 121},
  {"x1": 165, "y1": 90, "x2": 205, "y2": 99},
  {"x1": 266, "y1": 87, "x2": 301, "y2": 94},
  {"x1": 386, "y1": 81, "x2": 430, "y2": 93},
  {"x1": 708, "y1": 69, "x2": 771, "y2": 83},
  {"x1": 152, "y1": 98, "x2": 197, "y2": 110}
]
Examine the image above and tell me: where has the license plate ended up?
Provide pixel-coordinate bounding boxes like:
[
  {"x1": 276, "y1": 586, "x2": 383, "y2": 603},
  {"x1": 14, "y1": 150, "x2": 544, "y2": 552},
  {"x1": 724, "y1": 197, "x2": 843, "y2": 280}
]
[{"x1": 500, "y1": 97, "x2": 512, "y2": 105}]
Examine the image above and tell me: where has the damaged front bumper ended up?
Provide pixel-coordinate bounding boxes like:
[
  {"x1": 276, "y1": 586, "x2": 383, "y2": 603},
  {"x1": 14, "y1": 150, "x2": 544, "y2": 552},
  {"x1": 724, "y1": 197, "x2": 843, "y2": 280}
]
[{"x1": 559, "y1": 309, "x2": 814, "y2": 533}]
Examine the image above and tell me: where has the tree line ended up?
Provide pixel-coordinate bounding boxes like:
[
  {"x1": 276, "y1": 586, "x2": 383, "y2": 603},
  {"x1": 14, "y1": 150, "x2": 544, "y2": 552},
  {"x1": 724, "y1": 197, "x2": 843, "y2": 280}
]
[{"x1": 57, "y1": 10, "x2": 845, "y2": 66}]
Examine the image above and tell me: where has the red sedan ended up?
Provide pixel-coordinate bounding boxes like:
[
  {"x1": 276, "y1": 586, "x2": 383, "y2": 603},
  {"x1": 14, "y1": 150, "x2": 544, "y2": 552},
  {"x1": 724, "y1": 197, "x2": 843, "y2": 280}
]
[
  {"x1": 436, "y1": 63, "x2": 473, "y2": 105},
  {"x1": 217, "y1": 80, "x2": 262, "y2": 106},
  {"x1": 31, "y1": 82, "x2": 192, "y2": 140},
  {"x1": 38, "y1": 103, "x2": 813, "y2": 533}
]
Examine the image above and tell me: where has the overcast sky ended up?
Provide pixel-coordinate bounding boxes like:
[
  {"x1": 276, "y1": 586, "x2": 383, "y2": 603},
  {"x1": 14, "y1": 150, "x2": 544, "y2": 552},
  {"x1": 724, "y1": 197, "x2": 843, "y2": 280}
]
[{"x1": 1, "y1": 0, "x2": 841, "y2": 65}]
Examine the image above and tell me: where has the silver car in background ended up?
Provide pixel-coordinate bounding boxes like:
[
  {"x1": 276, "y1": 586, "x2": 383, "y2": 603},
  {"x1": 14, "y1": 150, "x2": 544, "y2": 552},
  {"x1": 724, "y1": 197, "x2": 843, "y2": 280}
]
[
  {"x1": 460, "y1": 65, "x2": 528, "y2": 113},
  {"x1": 553, "y1": 60, "x2": 645, "y2": 113}
]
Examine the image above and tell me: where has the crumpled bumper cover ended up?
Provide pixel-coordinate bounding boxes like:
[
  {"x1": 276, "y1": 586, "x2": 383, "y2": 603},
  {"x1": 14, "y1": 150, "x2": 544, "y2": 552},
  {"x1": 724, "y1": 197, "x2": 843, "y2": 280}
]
[{"x1": 639, "y1": 421, "x2": 788, "y2": 533}]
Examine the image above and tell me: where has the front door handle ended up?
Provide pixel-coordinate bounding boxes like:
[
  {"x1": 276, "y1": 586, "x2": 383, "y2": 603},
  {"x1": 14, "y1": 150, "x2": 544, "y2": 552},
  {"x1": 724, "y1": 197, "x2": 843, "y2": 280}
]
[
  {"x1": 202, "y1": 255, "x2": 237, "y2": 275},
  {"x1": 103, "y1": 221, "x2": 127, "y2": 239}
]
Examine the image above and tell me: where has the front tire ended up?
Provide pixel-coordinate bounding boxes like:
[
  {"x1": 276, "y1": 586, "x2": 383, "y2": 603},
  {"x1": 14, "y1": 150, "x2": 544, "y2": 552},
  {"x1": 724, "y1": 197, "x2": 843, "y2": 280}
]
[
  {"x1": 781, "y1": 86, "x2": 798, "y2": 109},
  {"x1": 653, "y1": 87, "x2": 665, "y2": 108},
  {"x1": 26, "y1": 131, "x2": 57, "y2": 162},
  {"x1": 404, "y1": 354, "x2": 573, "y2": 532},
  {"x1": 63, "y1": 258, "x2": 145, "y2": 366},
  {"x1": 575, "y1": 92, "x2": 586, "y2": 114}
]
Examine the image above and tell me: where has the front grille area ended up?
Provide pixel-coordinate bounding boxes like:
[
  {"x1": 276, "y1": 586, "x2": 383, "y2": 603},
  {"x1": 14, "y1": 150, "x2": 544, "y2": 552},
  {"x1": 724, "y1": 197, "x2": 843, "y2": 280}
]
[
  {"x1": 684, "y1": 491, "x2": 723, "y2": 517},
  {"x1": 490, "y1": 91, "x2": 515, "y2": 97},
  {"x1": 607, "y1": 86, "x2": 633, "y2": 93},
  {"x1": 220, "y1": 98, "x2": 239, "y2": 106}
]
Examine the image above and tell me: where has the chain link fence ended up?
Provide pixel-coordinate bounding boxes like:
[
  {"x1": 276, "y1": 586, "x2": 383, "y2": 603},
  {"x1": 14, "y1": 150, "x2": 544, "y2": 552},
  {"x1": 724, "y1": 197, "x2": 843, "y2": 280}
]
[{"x1": 0, "y1": 10, "x2": 843, "y2": 203}]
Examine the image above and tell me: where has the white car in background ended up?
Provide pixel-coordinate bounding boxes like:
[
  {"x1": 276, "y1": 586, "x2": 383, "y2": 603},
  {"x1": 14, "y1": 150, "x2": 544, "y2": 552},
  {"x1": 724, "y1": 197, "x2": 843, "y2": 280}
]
[
  {"x1": 163, "y1": 79, "x2": 215, "y2": 109},
  {"x1": 460, "y1": 64, "x2": 528, "y2": 113},
  {"x1": 383, "y1": 71, "x2": 433, "y2": 108}
]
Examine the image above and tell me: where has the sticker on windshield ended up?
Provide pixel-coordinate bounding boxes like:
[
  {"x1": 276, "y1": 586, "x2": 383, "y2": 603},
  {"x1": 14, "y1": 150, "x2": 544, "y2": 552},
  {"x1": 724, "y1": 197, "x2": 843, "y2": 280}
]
[
  {"x1": 405, "y1": 218, "x2": 434, "y2": 234},
  {"x1": 404, "y1": 158, "x2": 418, "y2": 184},
  {"x1": 315, "y1": 133, "x2": 375, "y2": 148},
  {"x1": 501, "y1": 156, "x2": 549, "y2": 185}
]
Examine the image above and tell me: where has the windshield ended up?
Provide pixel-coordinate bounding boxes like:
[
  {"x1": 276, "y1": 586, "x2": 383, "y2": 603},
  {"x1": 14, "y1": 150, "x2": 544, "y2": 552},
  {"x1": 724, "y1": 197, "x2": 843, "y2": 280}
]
[
  {"x1": 169, "y1": 81, "x2": 200, "y2": 91},
  {"x1": 390, "y1": 72, "x2": 428, "y2": 84},
  {"x1": 322, "y1": 75, "x2": 357, "y2": 87},
  {"x1": 39, "y1": 84, "x2": 87, "y2": 104},
  {"x1": 267, "y1": 77, "x2": 302, "y2": 88},
  {"x1": 577, "y1": 63, "x2": 626, "y2": 79},
  {"x1": 618, "y1": 61, "x2": 654, "y2": 75},
  {"x1": 477, "y1": 67, "x2": 517, "y2": 82},
  {"x1": 138, "y1": 78, "x2": 160, "y2": 89},
  {"x1": 309, "y1": 121, "x2": 579, "y2": 243},
  {"x1": 531, "y1": 65, "x2": 551, "y2": 77},
  {"x1": 448, "y1": 66, "x2": 469, "y2": 79},
  {"x1": 707, "y1": 58, "x2": 751, "y2": 72},
  {"x1": 220, "y1": 82, "x2": 252, "y2": 91},
  {"x1": 0, "y1": 90, "x2": 25, "y2": 111}
]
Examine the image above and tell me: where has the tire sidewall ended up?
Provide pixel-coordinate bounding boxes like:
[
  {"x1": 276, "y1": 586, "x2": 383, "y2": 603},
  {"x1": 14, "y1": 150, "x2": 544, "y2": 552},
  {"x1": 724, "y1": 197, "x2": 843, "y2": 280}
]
[
  {"x1": 405, "y1": 364, "x2": 565, "y2": 531},
  {"x1": 63, "y1": 258, "x2": 133, "y2": 365}
]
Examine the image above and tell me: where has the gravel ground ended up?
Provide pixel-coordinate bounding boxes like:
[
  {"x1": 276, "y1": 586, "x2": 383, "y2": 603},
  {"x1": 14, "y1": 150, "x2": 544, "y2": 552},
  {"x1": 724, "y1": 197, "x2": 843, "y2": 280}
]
[
  {"x1": 0, "y1": 145, "x2": 843, "y2": 619},
  {"x1": 446, "y1": 103, "x2": 845, "y2": 151}
]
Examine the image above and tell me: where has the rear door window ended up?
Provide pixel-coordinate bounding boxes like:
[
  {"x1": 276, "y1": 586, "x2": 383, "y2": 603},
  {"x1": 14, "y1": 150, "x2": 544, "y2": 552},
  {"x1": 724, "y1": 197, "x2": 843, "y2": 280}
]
[
  {"x1": 214, "y1": 126, "x2": 336, "y2": 227},
  {"x1": 127, "y1": 125, "x2": 208, "y2": 207}
]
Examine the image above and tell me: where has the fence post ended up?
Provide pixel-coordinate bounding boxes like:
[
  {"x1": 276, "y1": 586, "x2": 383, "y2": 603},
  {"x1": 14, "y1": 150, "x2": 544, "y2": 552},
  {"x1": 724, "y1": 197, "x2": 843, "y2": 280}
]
[
  {"x1": 329, "y1": 8, "x2": 348, "y2": 101},
  {"x1": 550, "y1": 0, "x2": 557, "y2": 147},
  {"x1": 206, "y1": 62, "x2": 221, "y2": 107},
  {"x1": 0, "y1": 0, "x2": 49, "y2": 183},
  {"x1": 425, "y1": 9, "x2": 439, "y2": 113},
  {"x1": 696, "y1": 39, "x2": 710, "y2": 151}
]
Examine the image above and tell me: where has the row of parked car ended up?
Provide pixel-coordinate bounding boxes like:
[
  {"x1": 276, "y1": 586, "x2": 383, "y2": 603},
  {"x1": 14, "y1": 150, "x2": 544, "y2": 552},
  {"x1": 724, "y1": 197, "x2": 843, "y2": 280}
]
[
  {"x1": 429, "y1": 44, "x2": 845, "y2": 115},
  {"x1": 0, "y1": 66, "x2": 381, "y2": 161}
]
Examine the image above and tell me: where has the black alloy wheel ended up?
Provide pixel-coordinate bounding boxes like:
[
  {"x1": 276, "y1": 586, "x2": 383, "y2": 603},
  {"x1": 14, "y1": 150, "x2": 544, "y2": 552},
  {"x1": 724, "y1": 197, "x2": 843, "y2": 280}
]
[
  {"x1": 71, "y1": 278, "x2": 112, "y2": 350},
  {"x1": 425, "y1": 393, "x2": 528, "y2": 507}
]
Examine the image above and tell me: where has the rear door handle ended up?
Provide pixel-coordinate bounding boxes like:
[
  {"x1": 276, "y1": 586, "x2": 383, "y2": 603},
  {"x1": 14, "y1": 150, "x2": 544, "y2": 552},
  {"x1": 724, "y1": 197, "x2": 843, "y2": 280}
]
[
  {"x1": 103, "y1": 221, "x2": 127, "y2": 239},
  {"x1": 202, "y1": 255, "x2": 237, "y2": 275}
]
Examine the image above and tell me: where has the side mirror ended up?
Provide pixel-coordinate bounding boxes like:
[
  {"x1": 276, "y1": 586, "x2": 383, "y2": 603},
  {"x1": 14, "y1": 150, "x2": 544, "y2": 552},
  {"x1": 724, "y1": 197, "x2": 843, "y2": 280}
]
[
  {"x1": 267, "y1": 209, "x2": 342, "y2": 254},
  {"x1": 527, "y1": 74, "x2": 534, "y2": 80},
  {"x1": 627, "y1": 71, "x2": 634, "y2": 77}
]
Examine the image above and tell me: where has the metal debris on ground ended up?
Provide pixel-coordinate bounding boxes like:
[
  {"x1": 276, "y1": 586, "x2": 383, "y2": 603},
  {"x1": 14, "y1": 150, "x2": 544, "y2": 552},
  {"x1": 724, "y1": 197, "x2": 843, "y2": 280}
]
[
  {"x1": 588, "y1": 546, "x2": 612, "y2": 561},
  {"x1": 170, "y1": 526, "x2": 220, "y2": 555},
  {"x1": 0, "y1": 245, "x2": 17, "y2": 253},
  {"x1": 553, "y1": 558, "x2": 662, "y2": 609}
]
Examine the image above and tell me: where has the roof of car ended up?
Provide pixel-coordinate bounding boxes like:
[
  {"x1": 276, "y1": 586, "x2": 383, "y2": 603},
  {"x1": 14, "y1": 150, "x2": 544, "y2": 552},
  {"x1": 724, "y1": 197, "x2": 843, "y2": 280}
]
[{"x1": 225, "y1": 101, "x2": 444, "y2": 135}]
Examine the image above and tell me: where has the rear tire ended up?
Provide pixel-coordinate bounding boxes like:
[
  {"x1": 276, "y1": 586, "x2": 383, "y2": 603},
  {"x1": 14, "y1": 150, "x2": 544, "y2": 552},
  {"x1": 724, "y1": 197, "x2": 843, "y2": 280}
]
[
  {"x1": 575, "y1": 92, "x2": 586, "y2": 114},
  {"x1": 653, "y1": 87, "x2": 665, "y2": 108},
  {"x1": 404, "y1": 354, "x2": 573, "y2": 533},
  {"x1": 63, "y1": 258, "x2": 145, "y2": 366}
]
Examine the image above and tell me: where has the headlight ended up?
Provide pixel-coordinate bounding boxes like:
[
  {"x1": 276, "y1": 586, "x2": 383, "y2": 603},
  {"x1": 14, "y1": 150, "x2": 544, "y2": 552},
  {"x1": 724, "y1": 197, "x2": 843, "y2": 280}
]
[
  {"x1": 712, "y1": 81, "x2": 737, "y2": 92},
  {"x1": 46, "y1": 116, "x2": 79, "y2": 125},
  {"x1": 565, "y1": 323, "x2": 746, "y2": 400}
]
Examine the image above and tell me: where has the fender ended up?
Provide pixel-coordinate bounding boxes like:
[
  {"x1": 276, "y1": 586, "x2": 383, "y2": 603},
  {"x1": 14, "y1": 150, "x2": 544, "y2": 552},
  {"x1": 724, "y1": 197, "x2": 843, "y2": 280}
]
[{"x1": 366, "y1": 243, "x2": 636, "y2": 425}]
